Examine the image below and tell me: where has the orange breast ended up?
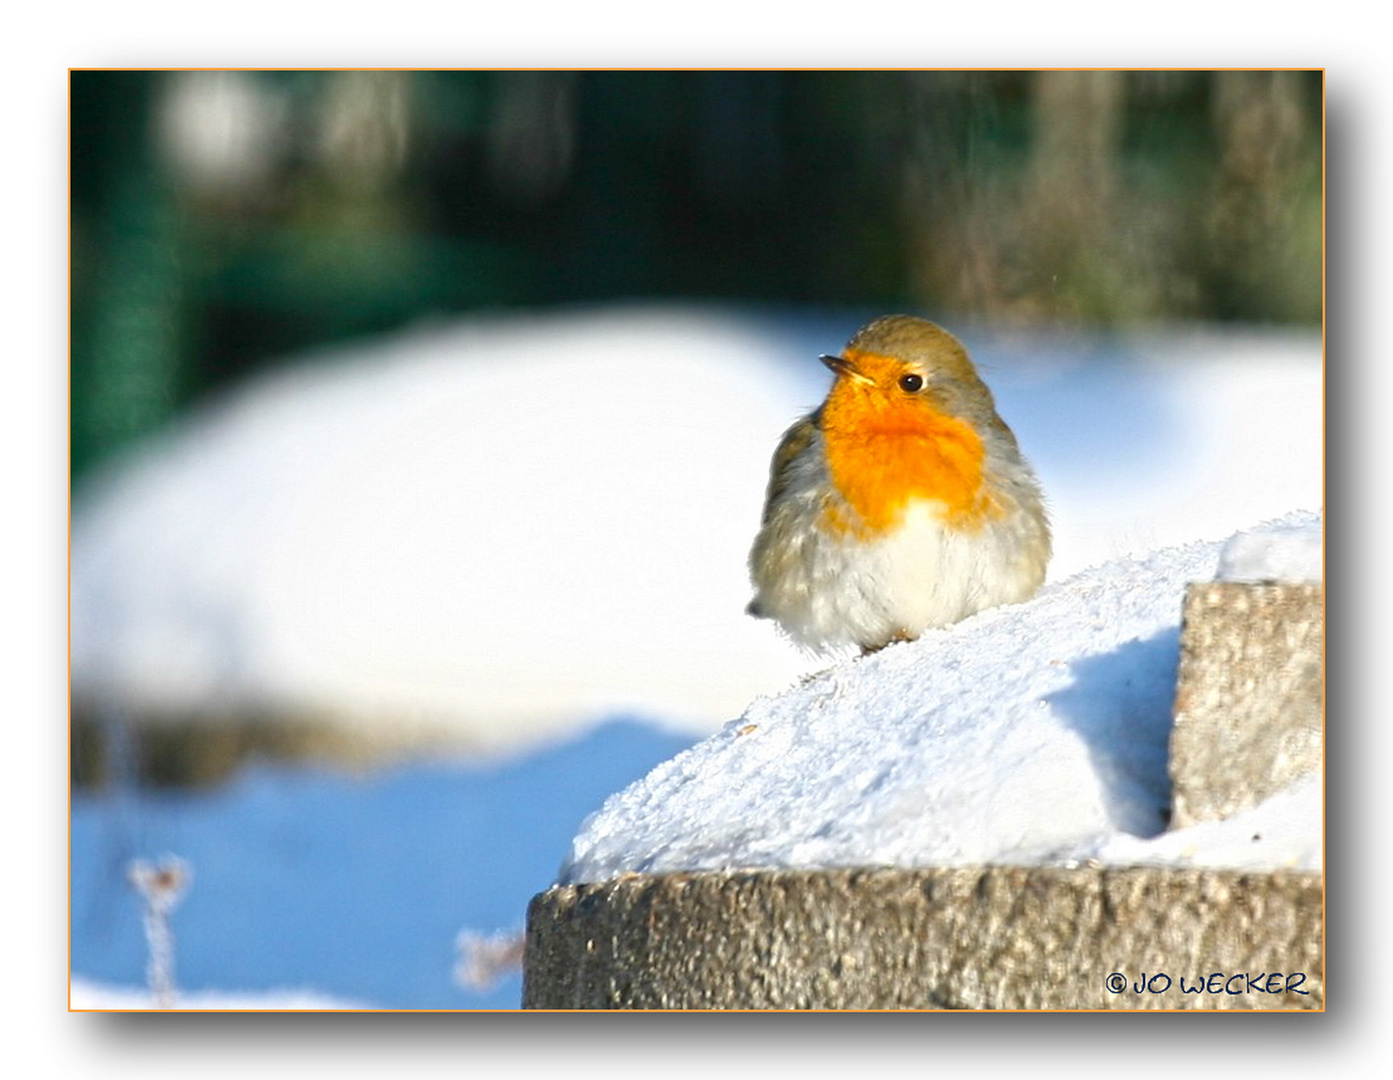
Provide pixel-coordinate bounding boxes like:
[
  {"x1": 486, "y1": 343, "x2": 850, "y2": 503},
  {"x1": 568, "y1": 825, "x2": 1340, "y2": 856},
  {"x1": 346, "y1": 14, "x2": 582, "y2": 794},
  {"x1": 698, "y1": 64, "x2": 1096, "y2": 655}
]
[{"x1": 820, "y1": 385, "x2": 992, "y2": 537}]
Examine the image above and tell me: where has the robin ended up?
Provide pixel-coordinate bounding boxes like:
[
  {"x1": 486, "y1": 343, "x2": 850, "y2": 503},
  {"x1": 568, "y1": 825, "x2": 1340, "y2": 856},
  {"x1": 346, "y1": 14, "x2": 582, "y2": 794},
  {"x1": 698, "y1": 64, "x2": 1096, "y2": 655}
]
[{"x1": 748, "y1": 315, "x2": 1051, "y2": 654}]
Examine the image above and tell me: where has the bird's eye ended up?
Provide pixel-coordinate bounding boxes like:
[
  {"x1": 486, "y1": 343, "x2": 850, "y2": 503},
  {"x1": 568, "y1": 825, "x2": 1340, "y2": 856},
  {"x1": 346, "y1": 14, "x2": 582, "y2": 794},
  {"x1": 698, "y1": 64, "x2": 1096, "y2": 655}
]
[{"x1": 898, "y1": 373, "x2": 924, "y2": 393}]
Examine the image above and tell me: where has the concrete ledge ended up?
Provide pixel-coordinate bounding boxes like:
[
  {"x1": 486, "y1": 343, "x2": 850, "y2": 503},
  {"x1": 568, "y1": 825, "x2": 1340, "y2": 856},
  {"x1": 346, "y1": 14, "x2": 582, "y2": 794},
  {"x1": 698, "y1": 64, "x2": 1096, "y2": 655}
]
[
  {"x1": 1170, "y1": 583, "x2": 1323, "y2": 828},
  {"x1": 523, "y1": 867, "x2": 1322, "y2": 1010}
]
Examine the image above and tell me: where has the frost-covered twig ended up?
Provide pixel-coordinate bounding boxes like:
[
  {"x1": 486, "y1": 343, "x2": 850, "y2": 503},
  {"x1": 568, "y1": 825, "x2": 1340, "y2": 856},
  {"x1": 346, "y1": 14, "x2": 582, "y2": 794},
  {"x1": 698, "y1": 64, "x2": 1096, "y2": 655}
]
[
  {"x1": 127, "y1": 856, "x2": 192, "y2": 1009},
  {"x1": 454, "y1": 929, "x2": 525, "y2": 992}
]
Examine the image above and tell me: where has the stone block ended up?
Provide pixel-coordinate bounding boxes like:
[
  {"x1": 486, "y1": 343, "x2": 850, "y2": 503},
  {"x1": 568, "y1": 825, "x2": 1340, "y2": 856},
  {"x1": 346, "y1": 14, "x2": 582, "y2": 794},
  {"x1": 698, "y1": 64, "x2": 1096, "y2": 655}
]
[{"x1": 1169, "y1": 583, "x2": 1323, "y2": 829}]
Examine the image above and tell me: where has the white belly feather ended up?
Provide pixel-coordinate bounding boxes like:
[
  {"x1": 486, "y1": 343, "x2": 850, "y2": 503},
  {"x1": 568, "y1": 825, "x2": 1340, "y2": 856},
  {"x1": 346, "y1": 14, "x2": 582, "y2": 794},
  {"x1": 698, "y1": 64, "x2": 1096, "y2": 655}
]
[{"x1": 771, "y1": 499, "x2": 1043, "y2": 653}]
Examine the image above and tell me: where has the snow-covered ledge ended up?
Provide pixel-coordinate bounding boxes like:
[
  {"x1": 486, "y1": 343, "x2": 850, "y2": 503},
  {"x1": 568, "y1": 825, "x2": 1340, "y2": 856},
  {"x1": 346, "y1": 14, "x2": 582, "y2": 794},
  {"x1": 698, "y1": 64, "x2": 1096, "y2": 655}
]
[{"x1": 522, "y1": 513, "x2": 1323, "y2": 1010}]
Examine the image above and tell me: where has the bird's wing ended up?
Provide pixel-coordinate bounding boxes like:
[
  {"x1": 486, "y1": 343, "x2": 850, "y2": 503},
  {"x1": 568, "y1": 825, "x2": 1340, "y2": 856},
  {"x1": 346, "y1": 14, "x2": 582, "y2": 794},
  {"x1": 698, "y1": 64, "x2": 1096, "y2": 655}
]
[{"x1": 759, "y1": 413, "x2": 820, "y2": 525}]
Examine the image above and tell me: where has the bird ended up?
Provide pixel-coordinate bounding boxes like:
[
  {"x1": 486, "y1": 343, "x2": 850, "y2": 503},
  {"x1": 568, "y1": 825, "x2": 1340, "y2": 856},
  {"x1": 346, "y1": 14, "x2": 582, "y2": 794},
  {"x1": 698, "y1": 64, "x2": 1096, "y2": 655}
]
[{"x1": 747, "y1": 314, "x2": 1051, "y2": 655}]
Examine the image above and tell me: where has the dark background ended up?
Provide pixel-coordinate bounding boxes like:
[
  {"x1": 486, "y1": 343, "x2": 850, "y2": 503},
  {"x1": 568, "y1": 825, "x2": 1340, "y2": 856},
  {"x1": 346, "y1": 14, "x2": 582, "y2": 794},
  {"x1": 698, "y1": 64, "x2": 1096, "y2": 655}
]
[{"x1": 70, "y1": 69, "x2": 1323, "y2": 482}]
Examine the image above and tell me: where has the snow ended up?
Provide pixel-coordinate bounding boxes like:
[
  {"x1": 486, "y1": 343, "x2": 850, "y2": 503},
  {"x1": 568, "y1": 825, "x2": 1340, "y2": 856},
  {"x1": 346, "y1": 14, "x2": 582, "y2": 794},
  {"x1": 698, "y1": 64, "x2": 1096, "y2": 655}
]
[
  {"x1": 69, "y1": 307, "x2": 1322, "y2": 753},
  {"x1": 1217, "y1": 515, "x2": 1324, "y2": 584},
  {"x1": 70, "y1": 308, "x2": 820, "y2": 747},
  {"x1": 70, "y1": 719, "x2": 697, "y2": 1009},
  {"x1": 1086, "y1": 772, "x2": 1321, "y2": 872},
  {"x1": 560, "y1": 511, "x2": 1323, "y2": 884}
]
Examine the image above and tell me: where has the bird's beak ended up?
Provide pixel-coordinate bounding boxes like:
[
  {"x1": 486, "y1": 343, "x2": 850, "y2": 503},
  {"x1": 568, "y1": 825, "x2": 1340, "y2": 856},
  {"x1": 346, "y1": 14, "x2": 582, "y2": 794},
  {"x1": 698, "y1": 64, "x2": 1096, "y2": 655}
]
[{"x1": 820, "y1": 354, "x2": 875, "y2": 385}]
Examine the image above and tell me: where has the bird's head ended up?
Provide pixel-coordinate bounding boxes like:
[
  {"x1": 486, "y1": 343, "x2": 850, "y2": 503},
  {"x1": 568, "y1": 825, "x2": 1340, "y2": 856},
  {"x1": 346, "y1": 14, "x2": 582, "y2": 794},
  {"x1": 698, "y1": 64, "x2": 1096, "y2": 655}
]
[{"x1": 819, "y1": 315, "x2": 998, "y2": 434}]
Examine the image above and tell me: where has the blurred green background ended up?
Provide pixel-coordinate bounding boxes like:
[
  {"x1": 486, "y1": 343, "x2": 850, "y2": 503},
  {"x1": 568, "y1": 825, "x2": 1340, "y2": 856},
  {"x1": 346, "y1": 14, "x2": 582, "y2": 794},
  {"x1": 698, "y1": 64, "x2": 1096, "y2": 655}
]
[{"x1": 70, "y1": 69, "x2": 1323, "y2": 483}]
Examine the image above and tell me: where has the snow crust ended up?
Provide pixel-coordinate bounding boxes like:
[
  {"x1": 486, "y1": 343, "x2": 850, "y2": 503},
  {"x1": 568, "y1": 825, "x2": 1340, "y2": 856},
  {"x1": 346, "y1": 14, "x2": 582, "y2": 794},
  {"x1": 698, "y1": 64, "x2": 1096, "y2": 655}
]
[{"x1": 560, "y1": 511, "x2": 1322, "y2": 884}]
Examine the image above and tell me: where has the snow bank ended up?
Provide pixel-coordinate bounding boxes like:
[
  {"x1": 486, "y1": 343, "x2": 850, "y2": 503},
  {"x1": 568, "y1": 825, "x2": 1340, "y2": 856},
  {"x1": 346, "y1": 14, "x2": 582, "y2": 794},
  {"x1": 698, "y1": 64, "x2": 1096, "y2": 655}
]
[
  {"x1": 70, "y1": 307, "x2": 815, "y2": 746},
  {"x1": 560, "y1": 511, "x2": 1322, "y2": 884}
]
